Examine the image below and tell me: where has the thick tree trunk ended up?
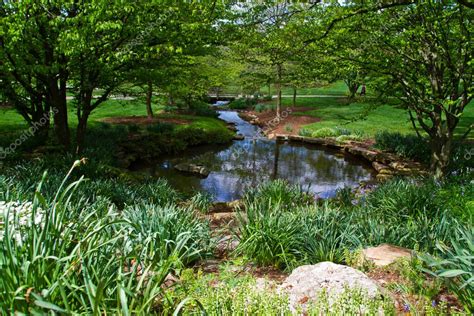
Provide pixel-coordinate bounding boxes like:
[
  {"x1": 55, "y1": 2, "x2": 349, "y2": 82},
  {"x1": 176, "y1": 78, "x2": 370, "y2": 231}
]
[
  {"x1": 51, "y1": 78, "x2": 70, "y2": 150},
  {"x1": 146, "y1": 81, "x2": 153, "y2": 118},
  {"x1": 29, "y1": 95, "x2": 50, "y2": 143},
  {"x1": 292, "y1": 87, "x2": 297, "y2": 108}
]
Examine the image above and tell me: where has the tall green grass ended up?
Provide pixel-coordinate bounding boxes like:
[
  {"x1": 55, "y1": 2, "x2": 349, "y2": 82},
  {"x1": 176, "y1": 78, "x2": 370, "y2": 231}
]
[
  {"x1": 236, "y1": 179, "x2": 469, "y2": 270},
  {"x1": 421, "y1": 227, "x2": 474, "y2": 313},
  {"x1": 0, "y1": 162, "x2": 211, "y2": 314}
]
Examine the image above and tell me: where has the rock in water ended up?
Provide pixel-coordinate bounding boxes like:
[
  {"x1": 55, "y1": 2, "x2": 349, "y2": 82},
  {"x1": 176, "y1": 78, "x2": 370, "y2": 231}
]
[
  {"x1": 174, "y1": 163, "x2": 210, "y2": 177},
  {"x1": 280, "y1": 262, "x2": 380, "y2": 311}
]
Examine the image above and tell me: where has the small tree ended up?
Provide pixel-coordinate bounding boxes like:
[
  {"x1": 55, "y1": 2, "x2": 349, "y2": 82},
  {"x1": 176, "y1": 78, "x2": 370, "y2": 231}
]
[{"x1": 321, "y1": 1, "x2": 473, "y2": 178}]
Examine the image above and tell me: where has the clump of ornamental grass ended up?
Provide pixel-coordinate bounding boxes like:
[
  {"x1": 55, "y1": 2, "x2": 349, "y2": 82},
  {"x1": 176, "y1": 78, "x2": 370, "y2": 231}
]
[
  {"x1": 0, "y1": 161, "x2": 211, "y2": 314},
  {"x1": 236, "y1": 179, "x2": 464, "y2": 271},
  {"x1": 421, "y1": 227, "x2": 474, "y2": 313}
]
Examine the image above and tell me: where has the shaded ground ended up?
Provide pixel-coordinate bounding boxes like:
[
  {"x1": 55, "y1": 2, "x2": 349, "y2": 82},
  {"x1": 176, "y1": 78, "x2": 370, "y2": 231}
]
[{"x1": 100, "y1": 115, "x2": 190, "y2": 125}]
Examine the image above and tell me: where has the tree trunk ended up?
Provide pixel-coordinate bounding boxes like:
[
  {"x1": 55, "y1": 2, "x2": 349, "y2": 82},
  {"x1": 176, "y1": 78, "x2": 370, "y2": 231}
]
[
  {"x1": 272, "y1": 141, "x2": 280, "y2": 180},
  {"x1": 348, "y1": 83, "x2": 359, "y2": 99},
  {"x1": 292, "y1": 87, "x2": 297, "y2": 108},
  {"x1": 268, "y1": 85, "x2": 271, "y2": 97},
  {"x1": 276, "y1": 64, "x2": 282, "y2": 119},
  {"x1": 430, "y1": 133, "x2": 452, "y2": 179},
  {"x1": 51, "y1": 78, "x2": 70, "y2": 150},
  {"x1": 76, "y1": 110, "x2": 90, "y2": 155},
  {"x1": 146, "y1": 81, "x2": 153, "y2": 118}
]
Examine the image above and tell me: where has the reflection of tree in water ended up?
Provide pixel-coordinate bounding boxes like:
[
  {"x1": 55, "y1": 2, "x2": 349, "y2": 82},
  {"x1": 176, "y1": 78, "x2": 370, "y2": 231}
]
[
  {"x1": 136, "y1": 111, "x2": 374, "y2": 201},
  {"x1": 276, "y1": 143, "x2": 372, "y2": 195}
]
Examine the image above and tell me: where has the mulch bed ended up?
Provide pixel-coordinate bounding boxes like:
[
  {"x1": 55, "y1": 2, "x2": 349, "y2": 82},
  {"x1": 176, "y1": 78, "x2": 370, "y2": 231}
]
[
  {"x1": 245, "y1": 106, "x2": 321, "y2": 136},
  {"x1": 100, "y1": 115, "x2": 190, "y2": 125}
]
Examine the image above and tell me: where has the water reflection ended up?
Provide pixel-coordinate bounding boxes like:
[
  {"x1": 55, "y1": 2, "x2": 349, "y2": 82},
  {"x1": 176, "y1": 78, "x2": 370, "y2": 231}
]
[{"x1": 130, "y1": 111, "x2": 375, "y2": 201}]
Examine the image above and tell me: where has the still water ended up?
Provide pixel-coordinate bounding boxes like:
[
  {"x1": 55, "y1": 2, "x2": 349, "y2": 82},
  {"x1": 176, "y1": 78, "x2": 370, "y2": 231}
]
[{"x1": 130, "y1": 111, "x2": 375, "y2": 201}]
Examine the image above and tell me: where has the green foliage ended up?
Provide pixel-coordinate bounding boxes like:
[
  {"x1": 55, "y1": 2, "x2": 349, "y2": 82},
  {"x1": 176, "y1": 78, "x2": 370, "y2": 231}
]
[
  {"x1": 311, "y1": 127, "x2": 343, "y2": 138},
  {"x1": 0, "y1": 164, "x2": 211, "y2": 314},
  {"x1": 236, "y1": 179, "x2": 467, "y2": 270},
  {"x1": 243, "y1": 180, "x2": 311, "y2": 211},
  {"x1": 375, "y1": 131, "x2": 430, "y2": 163},
  {"x1": 174, "y1": 125, "x2": 232, "y2": 146},
  {"x1": 189, "y1": 100, "x2": 218, "y2": 118},
  {"x1": 298, "y1": 128, "x2": 312, "y2": 137},
  {"x1": 335, "y1": 134, "x2": 363, "y2": 143},
  {"x1": 145, "y1": 122, "x2": 176, "y2": 134},
  {"x1": 188, "y1": 192, "x2": 213, "y2": 213},
  {"x1": 228, "y1": 98, "x2": 257, "y2": 110},
  {"x1": 255, "y1": 103, "x2": 276, "y2": 112},
  {"x1": 421, "y1": 227, "x2": 474, "y2": 313},
  {"x1": 162, "y1": 263, "x2": 395, "y2": 315},
  {"x1": 390, "y1": 258, "x2": 443, "y2": 301}
]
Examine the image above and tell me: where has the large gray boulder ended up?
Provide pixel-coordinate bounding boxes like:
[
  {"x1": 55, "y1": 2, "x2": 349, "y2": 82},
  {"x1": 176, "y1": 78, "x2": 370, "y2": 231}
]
[{"x1": 280, "y1": 262, "x2": 380, "y2": 310}]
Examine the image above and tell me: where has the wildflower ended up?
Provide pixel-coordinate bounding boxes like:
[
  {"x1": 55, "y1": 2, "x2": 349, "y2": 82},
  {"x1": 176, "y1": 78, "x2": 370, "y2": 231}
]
[{"x1": 403, "y1": 303, "x2": 410, "y2": 312}]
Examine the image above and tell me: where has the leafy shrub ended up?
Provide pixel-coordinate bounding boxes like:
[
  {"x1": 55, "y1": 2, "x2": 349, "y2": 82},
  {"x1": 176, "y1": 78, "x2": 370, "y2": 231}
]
[
  {"x1": 128, "y1": 124, "x2": 140, "y2": 133},
  {"x1": 228, "y1": 98, "x2": 257, "y2": 110},
  {"x1": 374, "y1": 131, "x2": 430, "y2": 163},
  {"x1": 164, "y1": 105, "x2": 178, "y2": 112},
  {"x1": 145, "y1": 121, "x2": 175, "y2": 134},
  {"x1": 174, "y1": 126, "x2": 233, "y2": 146},
  {"x1": 334, "y1": 127, "x2": 352, "y2": 136},
  {"x1": 311, "y1": 127, "x2": 339, "y2": 138},
  {"x1": 262, "y1": 95, "x2": 273, "y2": 101},
  {"x1": 255, "y1": 103, "x2": 276, "y2": 112},
  {"x1": 335, "y1": 134, "x2": 364, "y2": 143},
  {"x1": 284, "y1": 124, "x2": 293, "y2": 132},
  {"x1": 189, "y1": 100, "x2": 217, "y2": 117},
  {"x1": 298, "y1": 128, "x2": 312, "y2": 137},
  {"x1": 421, "y1": 227, "x2": 474, "y2": 313}
]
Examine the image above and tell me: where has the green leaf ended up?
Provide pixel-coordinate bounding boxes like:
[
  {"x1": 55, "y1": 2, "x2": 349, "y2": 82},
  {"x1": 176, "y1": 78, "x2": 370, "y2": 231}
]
[{"x1": 438, "y1": 270, "x2": 468, "y2": 278}]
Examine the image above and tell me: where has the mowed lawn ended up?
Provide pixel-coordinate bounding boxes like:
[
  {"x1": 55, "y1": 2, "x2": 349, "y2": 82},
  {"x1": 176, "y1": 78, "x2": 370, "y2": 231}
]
[
  {"x1": 1, "y1": 86, "x2": 473, "y2": 140},
  {"x1": 0, "y1": 98, "x2": 231, "y2": 147},
  {"x1": 271, "y1": 96, "x2": 474, "y2": 139},
  {"x1": 0, "y1": 99, "x2": 163, "y2": 135}
]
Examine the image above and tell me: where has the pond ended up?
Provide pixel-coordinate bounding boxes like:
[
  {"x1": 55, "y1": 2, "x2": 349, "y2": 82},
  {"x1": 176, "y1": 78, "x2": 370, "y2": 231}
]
[{"x1": 130, "y1": 111, "x2": 376, "y2": 201}]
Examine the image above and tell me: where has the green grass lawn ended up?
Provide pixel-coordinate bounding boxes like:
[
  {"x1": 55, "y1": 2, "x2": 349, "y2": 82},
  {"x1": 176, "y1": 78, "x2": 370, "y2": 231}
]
[
  {"x1": 222, "y1": 81, "x2": 350, "y2": 96},
  {"x1": 0, "y1": 99, "x2": 231, "y2": 147},
  {"x1": 274, "y1": 96, "x2": 474, "y2": 139},
  {"x1": 1, "y1": 94, "x2": 472, "y2": 140}
]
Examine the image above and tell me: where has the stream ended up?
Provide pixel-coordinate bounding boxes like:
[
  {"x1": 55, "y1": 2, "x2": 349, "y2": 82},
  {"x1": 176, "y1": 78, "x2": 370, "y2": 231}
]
[{"x1": 130, "y1": 111, "x2": 376, "y2": 201}]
